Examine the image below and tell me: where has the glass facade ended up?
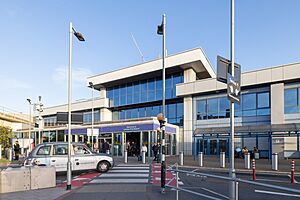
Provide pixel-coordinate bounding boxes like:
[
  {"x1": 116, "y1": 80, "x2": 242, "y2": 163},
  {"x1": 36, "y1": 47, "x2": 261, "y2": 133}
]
[
  {"x1": 107, "y1": 72, "x2": 183, "y2": 107},
  {"x1": 83, "y1": 110, "x2": 100, "y2": 124},
  {"x1": 112, "y1": 102, "x2": 183, "y2": 126},
  {"x1": 285, "y1": 87, "x2": 300, "y2": 114},
  {"x1": 196, "y1": 91, "x2": 270, "y2": 120}
]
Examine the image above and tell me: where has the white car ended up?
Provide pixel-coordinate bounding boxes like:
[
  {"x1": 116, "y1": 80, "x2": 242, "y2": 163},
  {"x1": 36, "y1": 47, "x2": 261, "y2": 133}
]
[{"x1": 24, "y1": 142, "x2": 114, "y2": 173}]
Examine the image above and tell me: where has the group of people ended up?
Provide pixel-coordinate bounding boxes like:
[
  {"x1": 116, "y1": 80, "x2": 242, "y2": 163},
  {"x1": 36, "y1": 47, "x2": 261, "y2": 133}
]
[
  {"x1": 235, "y1": 146, "x2": 259, "y2": 158},
  {"x1": 125, "y1": 141, "x2": 160, "y2": 161}
]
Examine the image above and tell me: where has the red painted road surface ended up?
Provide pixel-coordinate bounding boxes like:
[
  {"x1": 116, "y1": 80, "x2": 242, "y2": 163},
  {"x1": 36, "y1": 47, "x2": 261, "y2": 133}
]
[
  {"x1": 151, "y1": 163, "x2": 177, "y2": 186},
  {"x1": 57, "y1": 171, "x2": 100, "y2": 187}
]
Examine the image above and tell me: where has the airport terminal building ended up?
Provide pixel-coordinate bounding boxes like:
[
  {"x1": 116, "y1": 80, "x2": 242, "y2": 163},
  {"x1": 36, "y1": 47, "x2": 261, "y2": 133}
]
[{"x1": 38, "y1": 48, "x2": 300, "y2": 159}]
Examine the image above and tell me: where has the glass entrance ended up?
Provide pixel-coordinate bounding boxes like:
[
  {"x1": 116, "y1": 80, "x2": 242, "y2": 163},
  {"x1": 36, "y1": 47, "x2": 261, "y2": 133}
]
[{"x1": 197, "y1": 138, "x2": 229, "y2": 156}]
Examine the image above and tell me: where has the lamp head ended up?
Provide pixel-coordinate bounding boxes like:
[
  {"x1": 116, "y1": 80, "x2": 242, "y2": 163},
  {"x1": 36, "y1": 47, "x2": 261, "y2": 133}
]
[
  {"x1": 74, "y1": 31, "x2": 85, "y2": 41},
  {"x1": 89, "y1": 82, "x2": 93, "y2": 87},
  {"x1": 26, "y1": 98, "x2": 31, "y2": 104}
]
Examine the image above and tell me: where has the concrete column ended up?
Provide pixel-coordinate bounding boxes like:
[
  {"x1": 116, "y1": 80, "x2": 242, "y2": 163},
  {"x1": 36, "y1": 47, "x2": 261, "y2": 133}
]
[
  {"x1": 271, "y1": 83, "x2": 285, "y2": 157},
  {"x1": 271, "y1": 83, "x2": 284, "y2": 124},
  {"x1": 183, "y1": 68, "x2": 196, "y2": 156},
  {"x1": 184, "y1": 68, "x2": 196, "y2": 83},
  {"x1": 64, "y1": 135, "x2": 67, "y2": 142},
  {"x1": 100, "y1": 108, "x2": 112, "y2": 122},
  {"x1": 99, "y1": 87, "x2": 107, "y2": 98},
  {"x1": 184, "y1": 96, "x2": 193, "y2": 155}
]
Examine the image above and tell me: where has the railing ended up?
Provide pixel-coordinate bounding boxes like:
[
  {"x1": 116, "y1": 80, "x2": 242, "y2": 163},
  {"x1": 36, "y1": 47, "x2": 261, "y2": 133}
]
[
  {"x1": 165, "y1": 163, "x2": 300, "y2": 200},
  {"x1": 0, "y1": 106, "x2": 29, "y2": 123}
]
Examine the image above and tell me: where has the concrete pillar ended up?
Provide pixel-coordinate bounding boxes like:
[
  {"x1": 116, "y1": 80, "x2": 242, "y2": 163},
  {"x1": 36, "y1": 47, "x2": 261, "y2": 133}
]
[
  {"x1": 75, "y1": 135, "x2": 79, "y2": 142},
  {"x1": 271, "y1": 83, "x2": 285, "y2": 157},
  {"x1": 64, "y1": 135, "x2": 67, "y2": 142},
  {"x1": 184, "y1": 68, "x2": 196, "y2": 83},
  {"x1": 183, "y1": 68, "x2": 196, "y2": 156},
  {"x1": 100, "y1": 108, "x2": 112, "y2": 121},
  {"x1": 184, "y1": 96, "x2": 193, "y2": 155},
  {"x1": 271, "y1": 83, "x2": 284, "y2": 124},
  {"x1": 99, "y1": 87, "x2": 107, "y2": 98}
]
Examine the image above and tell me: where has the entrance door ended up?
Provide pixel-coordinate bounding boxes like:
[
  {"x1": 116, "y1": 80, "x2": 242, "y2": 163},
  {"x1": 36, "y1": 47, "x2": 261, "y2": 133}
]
[
  {"x1": 197, "y1": 138, "x2": 228, "y2": 156},
  {"x1": 126, "y1": 132, "x2": 140, "y2": 156}
]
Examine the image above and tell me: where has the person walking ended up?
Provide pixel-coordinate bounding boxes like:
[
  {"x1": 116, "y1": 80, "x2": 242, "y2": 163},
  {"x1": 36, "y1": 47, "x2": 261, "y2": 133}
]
[
  {"x1": 152, "y1": 143, "x2": 159, "y2": 161},
  {"x1": 103, "y1": 141, "x2": 110, "y2": 154},
  {"x1": 13, "y1": 141, "x2": 20, "y2": 161},
  {"x1": 126, "y1": 141, "x2": 131, "y2": 156}
]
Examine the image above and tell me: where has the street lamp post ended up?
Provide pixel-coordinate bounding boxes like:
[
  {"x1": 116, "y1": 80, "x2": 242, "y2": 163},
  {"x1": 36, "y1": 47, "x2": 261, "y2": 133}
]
[
  {"x1": 67, "y1": 22, "x2": 85, "y2": 191},
  {"x1": 26, "y1": 99, "x2": 32, "y2": 152},
  {"x1": 229, "y1": 1, "x2": 236, "y2": 199},
  {"x1": 157, "y1": 14, "x2": 166, "y2": 194},
  {"x1": 89, "y1": 82, "x2": 94, "y2": 151},
  {"x1": 37, "y1": 96, "x2": 43, "y2": 144}
]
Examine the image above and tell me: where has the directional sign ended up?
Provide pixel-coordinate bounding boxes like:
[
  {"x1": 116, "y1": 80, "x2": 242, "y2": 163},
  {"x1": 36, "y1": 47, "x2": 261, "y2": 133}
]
[
  {"x1": 217, "y1": 55, "x2": 241, "y2": 84},
  {"x1": 227, "y1": 73, "x2": 241, "y2": 103}
]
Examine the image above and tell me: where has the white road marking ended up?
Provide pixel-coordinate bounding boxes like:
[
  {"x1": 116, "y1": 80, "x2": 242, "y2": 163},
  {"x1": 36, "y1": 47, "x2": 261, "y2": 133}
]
[
  {"x1": 201, "y1": 187, "x2": 229, "y2": 199},
  {"x1": 100, "y1": 173, "x2": 148, "y2": 177},
  {"x1": 113, "y1": 166, "x2": 149, "y2": 170},
  {"x1": 255, "y1": 190, "x2": 300, "y2": 197},
  {"x1": 110, "y1": 170, "x2": 149, "y2": 173},
  {"x1": 287, "y1": 175, "x2": 299, "y2": 183},
  {"x1": 91, "y1": 179, "x2": 148, "y2": 183},
  {"x1": 255, "y1": 178, "x2": 288, "y2": 183},
  {"x1": 117, "y1": 164, "x2": 149, "y2": 167}
]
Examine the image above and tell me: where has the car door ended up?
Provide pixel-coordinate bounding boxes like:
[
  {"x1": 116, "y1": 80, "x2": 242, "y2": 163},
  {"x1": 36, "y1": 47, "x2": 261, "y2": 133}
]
[
  {"x1": 73, "y1": 144, "x2": 95, "y2": 171},
  {"x1": 34, "y1": 144, "x2": 52, "y2": 166},
  {"x1": 51, "y1": 144, "x2": 69, "y2": 172}
]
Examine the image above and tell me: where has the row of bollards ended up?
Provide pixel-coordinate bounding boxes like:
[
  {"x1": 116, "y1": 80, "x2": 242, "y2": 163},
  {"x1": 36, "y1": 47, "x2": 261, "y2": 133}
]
[{"x1": 123, "y1": 150, "x2": 146, "y2": 164}]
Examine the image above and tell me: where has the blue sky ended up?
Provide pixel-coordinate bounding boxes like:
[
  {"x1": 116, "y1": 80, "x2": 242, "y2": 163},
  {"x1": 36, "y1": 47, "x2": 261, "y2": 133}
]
[{"x1": 1, "y1": 1, "x2": 300, "y2": 113}]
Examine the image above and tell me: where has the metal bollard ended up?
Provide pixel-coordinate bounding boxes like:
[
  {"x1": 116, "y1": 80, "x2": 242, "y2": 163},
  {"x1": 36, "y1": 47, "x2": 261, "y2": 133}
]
[
  {"x1": 198, "y1": 152, "x2": 203, "y2": 167},
  {"x1": 291, "y1": 160, "x2": 295, "y2": 184},
  {"x1": 220, "y1": 152, "x2": 225, "y2": 168},
  {"x1": 179, "y1": 151, "x2": 184, "y2": 166},
  {"x1": 8, "y1": 148, "x2": 12, "y2": 161},
  {"x1": 252, "y1": 159, "x2": 256, "y2": 181},
  {"x1": 142, "y1": 151, "x2": 146, "y2": 164},
  {"x1": 0, "y1": 145, "x2": 2, "y2": 159},
  {"x1": 272, "y1": 153, "x2": 278, "y2": 171},
  {"x1": 124, "y1": 151, "x2": 128, "y2": 163},
  {"x1": 244, "y1": 153, "x2": 250, "y2": 169},
  {"x1": 106, "y1": 150, "x2": 110, "y2": 155}
]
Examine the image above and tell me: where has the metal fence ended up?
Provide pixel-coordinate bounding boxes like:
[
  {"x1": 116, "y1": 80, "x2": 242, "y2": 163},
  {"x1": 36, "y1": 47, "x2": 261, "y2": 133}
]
[{"x1": 165, "y1": 163, "x2": 300, "y2": 200}]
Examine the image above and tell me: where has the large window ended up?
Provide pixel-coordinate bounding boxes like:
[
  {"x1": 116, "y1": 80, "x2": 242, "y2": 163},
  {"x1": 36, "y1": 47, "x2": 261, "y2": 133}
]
[
  {"x1": 83, "y1": 110, "x2": 100, "y2": 124},
  {"x1": 196, "y1": 91, "x2": 270, "y2": 120},
  {"x1": 285, "y1": 88, "x2": 300, "y2": 114},
  {"x1": 107, "y1": 72, "x2": 183, "y2": 107},
  {"x1": 112, "y1": 102, "x2": 183, "y2": 126}
]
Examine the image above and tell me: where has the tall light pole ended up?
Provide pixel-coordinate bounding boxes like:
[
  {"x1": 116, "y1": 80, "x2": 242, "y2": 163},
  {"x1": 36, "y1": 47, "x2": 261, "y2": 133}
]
[
  {"x1": 37, "y1": 96, "x2": 43, "y2": 144},
  {"x1": 89, "y1": 82, "x2": 95, "y2": 151},
  {"x1": 157, "y1": 14, "x2": 166, "y2": 194},
  {"x1": 67, "y1": 22, "x2": 85, "y2": 191},
  {"x1": 229, "y1": 0, "x2": 236, "y2": 199},
  {"x1": 26, "y1": 99, "x2": 32, "y2": 152}
]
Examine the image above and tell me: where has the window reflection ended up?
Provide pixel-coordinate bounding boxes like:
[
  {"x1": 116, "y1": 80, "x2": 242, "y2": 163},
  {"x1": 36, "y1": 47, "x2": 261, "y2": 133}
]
[
  {"x1": 195, "y1": 91, "x2": 270, "y2": 120},
  {"x1": 106, "y1": 72, "x2": 183, "y2": 107}
]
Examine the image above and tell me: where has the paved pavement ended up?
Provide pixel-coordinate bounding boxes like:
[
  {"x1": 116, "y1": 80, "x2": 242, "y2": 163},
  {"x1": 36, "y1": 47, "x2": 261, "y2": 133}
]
[{"x1": 1, "y1": 155, "x2": 299, "y2": 200}]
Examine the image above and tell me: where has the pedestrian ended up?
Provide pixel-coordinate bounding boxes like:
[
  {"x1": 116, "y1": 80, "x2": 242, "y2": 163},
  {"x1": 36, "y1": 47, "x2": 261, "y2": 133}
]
[
  {"x1": 126, "y1": 141, "x2": 131, "y2": 155},
  {"x1": 13, "y1": 141, "x2": 20, "y2": 161},
  {"x1": 141, "y1": 143, "x2": 147, "y2": 154},
  {"x1": 242, "y1": 146, "x2": 248, "y2": 158},
  {"x1": 152, "y1": 143, "x2": 159, "y2": 161},
  {"x1": 130, "y1": 141, "x2": 137, "y2": 157},
  {"x1": 93, "y1": 141, "x2": 99, "y2": 152},
  {"x1": 103, "y1": 141, "x2": 110, "y2": 154}
]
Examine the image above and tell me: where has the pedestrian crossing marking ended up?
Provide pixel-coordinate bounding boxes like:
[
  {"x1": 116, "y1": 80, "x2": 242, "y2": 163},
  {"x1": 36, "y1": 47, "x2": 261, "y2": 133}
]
[{"x1": 90, "y1": 163, "x2": 150, "y2": 184}]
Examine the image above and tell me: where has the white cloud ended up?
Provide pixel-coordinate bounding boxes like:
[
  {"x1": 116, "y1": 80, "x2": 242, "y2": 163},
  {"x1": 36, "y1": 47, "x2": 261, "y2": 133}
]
[{"x1": 52, "y1": 66, "x2": 92, "y2": 87}]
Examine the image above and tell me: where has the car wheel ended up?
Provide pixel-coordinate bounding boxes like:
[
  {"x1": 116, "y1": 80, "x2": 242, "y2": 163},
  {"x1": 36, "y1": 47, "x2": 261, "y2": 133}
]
[{"x1": 97, "y1": 161, "x2": 110, "y2": 173}]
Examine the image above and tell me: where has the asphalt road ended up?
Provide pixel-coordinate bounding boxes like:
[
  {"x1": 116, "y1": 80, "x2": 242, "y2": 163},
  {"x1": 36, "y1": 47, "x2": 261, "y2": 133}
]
[{"x1": 175, "y1": 167, "x2": 300, "y2": 200}]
